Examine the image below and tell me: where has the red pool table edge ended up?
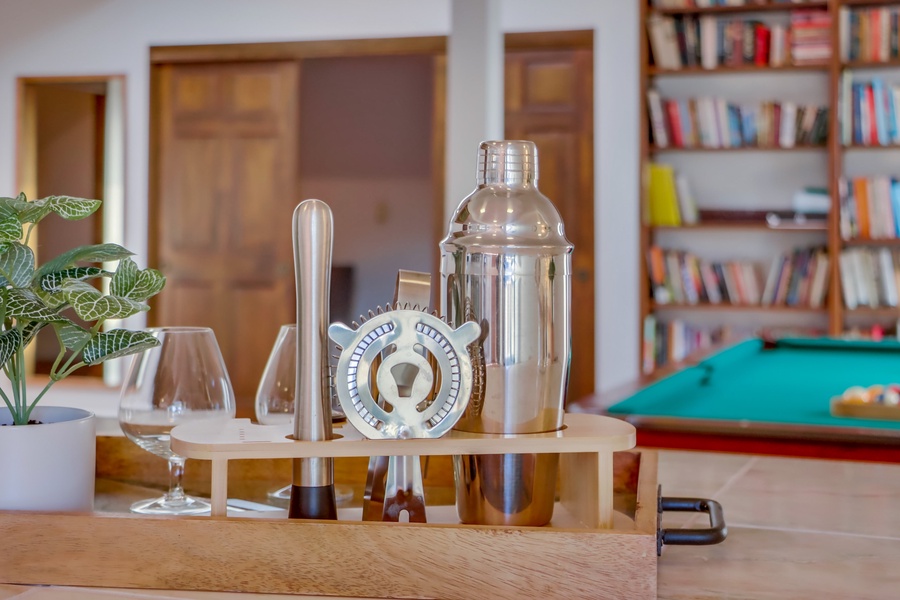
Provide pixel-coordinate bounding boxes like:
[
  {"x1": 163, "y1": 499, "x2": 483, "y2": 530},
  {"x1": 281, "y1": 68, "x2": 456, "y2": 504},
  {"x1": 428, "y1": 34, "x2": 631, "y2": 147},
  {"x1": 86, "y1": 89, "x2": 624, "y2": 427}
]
[
  {"x1": 634, "y1": 427, "x2": 900, "y2": 463},
  {"x1": 571, "y1": 387, "x2": 900, "y2": 463}
]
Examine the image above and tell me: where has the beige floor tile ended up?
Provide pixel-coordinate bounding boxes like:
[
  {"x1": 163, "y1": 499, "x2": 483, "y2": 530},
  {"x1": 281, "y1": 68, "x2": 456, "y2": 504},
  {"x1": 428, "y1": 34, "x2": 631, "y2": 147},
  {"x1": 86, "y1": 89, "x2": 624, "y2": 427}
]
[
  {"x1": 656, "y1": 450, "x2": 755, "y2": 529},
  {"x1": 656, "y1": 450, "x2": 755, "y2": 498},
  {"x1": 713, "y1": 456, "x2": 900, "y2": 536},
  {"x1": 659, "y1": 526, "x2": 900, "y2": 600},
  {"x1": 0, "y1": 585, "x2": 30, "y2": 599}
]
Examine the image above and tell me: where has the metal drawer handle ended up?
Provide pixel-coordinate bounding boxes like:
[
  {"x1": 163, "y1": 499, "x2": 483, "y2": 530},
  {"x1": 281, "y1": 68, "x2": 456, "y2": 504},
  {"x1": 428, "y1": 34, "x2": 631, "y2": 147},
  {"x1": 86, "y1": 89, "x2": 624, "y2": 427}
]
[{"x1": 657, "y1": 491, "x2": 728, "y2": 556}]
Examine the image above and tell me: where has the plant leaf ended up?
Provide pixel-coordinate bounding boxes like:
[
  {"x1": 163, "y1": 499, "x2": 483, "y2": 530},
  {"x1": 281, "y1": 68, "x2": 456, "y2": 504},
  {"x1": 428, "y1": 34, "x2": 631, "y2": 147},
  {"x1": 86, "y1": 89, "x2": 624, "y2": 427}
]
[
  {"x1": 0, "y1": 243, "x2": 34, "y2": 287},
  {"x1": 21, "y1": 321, "x2": 47, "y2": 346},
  {"x1": 0, "y1": 329, "x2": 21, "y2": 369},
  {"x1": 40, "y1": 267, "x2": 108, "y2": 293},
  {"x1": 34, "y1": 243, "x2": 133, "y2": 282},
  {"x1": 110, "y1": 258, "x2": 166, "y2": 301},
  {"x1": 16, "y1": 197, "x2": 52, "y2": 224},
  {"x1": 60, "y1": 280, "x2": 149, "y2": 321},
  {"x1": 44, "y1": 196, "x2": 101, "y2": 220},
  {"x1": 0, "y1": 218, "x2": 22, "y2": 244},
  {"x1": 5, "y1": 289, "x2": 66, "y2": 322},
  {"x1": 82, "y1": 330, "x2": 159, "y2": 365},
  {"x1": 54, "y1": 321, "x2": 91, "y2": 349}
]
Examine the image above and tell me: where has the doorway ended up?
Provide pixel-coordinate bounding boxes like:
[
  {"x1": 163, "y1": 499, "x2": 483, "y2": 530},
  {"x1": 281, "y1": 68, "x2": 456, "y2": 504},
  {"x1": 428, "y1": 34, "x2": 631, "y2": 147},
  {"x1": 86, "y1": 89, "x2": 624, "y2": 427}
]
[{"x1": 16, "y1": 75, "x2": 126, "y2": 379}]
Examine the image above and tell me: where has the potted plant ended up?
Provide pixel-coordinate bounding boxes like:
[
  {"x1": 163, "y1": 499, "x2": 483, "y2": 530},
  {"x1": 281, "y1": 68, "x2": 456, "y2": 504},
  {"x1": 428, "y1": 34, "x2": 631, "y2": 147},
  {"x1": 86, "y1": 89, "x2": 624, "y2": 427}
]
[{"x1": 0, "y1": 192, "x2": 164, "y2": 512}]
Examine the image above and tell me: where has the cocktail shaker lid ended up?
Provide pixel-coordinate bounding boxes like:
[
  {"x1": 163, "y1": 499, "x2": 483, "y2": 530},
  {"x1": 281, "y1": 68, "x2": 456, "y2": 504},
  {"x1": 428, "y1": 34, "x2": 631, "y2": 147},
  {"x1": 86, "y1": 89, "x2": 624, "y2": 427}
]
[{"x1": 443, "y1": 140, "x2": 573, "y2": 253}]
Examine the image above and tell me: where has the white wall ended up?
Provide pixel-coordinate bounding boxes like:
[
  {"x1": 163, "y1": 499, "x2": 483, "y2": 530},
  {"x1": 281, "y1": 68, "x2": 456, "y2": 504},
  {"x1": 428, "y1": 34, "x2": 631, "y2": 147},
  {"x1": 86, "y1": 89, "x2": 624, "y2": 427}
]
[{"x1": 0, "y1": 0, "x2": 642, "y2": 395}]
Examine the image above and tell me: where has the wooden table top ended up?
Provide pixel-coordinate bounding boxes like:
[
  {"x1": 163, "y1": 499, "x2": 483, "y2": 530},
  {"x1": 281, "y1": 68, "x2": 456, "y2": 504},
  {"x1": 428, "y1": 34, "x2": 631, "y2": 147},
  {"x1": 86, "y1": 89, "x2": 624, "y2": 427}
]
[{"x1": 3, "y1": 444, "x2": 898, "y2": 599}]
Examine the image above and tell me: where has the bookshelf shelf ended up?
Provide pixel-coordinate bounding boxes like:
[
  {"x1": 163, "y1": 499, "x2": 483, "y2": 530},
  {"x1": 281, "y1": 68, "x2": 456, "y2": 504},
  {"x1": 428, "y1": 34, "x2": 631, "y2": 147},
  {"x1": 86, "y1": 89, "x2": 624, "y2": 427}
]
[
  {"x1": 651, "y1": 302, "x2": 827, "y2": 313},
  {"x1": 653, "y1": 2, "x2": 828, "y2": 16},
  {"x1": 649, "y1": 144, "x2": 827, "y2": 154},
  {"x1": 649, "y1": 64, "x2": 829, "y2": 76},
  {"x1": 844, "y1": 307, "x2": 900, "y2": 317},
  {"x1": 842, "y1": 59, "x2": 900, "y2": 70},
  {"x1": 843, "y1": 144, "x2": 900, "y2": 151},
  {"x1": 652, "y1": 221, "x2": 828, "y2": 231},
  {"x1": 840, "y1": 0, "x2": 898, "y2": 7},
  {"x1": 843, "y1": 238, "x2": 900, "y2": 246}
]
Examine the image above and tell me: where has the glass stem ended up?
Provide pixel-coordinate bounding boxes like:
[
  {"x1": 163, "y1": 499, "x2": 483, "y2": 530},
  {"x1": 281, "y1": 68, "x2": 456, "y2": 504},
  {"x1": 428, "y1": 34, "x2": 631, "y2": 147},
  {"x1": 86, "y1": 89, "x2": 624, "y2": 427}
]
[{"x1": 165, "y1": 457, "x2": 187, "y2": 505}]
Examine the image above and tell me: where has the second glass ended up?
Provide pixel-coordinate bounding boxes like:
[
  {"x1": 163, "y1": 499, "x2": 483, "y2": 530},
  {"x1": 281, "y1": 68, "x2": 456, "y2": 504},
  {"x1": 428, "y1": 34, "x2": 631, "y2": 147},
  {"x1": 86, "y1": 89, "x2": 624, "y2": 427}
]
[
  {"x1": 118, "y1": 326, "x2": 236, "y2": 515},
  {"x1": 256, "y1": 324, "x2": 351, "y2": 504}
]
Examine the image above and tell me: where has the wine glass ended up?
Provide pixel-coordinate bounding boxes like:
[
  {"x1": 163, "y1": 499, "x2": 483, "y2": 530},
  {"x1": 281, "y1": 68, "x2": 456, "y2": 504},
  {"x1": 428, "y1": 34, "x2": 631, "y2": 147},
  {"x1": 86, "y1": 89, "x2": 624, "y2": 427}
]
[
  {"x1": 119, "y1": 326, "x2": 236, "y2": 515},
  {"x1": 256, "y1": 324, "x2": 351, "y2": 504},
  {"x1": 255, "y1": 325, "x2": 296, "y2": 501}
]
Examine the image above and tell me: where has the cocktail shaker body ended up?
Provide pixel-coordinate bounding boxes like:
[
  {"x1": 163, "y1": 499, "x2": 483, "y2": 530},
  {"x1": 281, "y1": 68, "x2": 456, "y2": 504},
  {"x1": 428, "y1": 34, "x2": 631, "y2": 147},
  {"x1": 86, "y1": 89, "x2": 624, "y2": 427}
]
[{"x1": 441, "y1": 140, "x2": 572, "y2": 526}]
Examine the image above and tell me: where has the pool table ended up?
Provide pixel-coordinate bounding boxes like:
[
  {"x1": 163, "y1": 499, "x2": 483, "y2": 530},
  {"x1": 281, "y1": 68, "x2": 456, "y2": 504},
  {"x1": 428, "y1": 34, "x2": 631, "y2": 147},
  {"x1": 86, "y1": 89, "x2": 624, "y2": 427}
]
[{"x1": 577, "y1": 337, "x2": 900, "y2": 462}]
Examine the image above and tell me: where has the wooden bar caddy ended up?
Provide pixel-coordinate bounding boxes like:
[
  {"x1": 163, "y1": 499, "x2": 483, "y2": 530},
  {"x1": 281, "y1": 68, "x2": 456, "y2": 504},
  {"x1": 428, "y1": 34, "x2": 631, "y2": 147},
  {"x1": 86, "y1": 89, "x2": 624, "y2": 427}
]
[{"x1": 0, "y1": 413, "x2": 669, "y2": 599}]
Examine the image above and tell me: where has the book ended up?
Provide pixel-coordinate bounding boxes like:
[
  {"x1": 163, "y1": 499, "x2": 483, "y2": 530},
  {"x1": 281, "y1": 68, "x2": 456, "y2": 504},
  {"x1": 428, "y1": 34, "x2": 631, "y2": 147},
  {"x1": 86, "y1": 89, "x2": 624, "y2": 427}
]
[
  {"x1": 647, "y1": 89, "x2": 669, "y2": 148},
  {"x1": 674, "y1": 174, "x2": 699, "y2": 225},
  {"x1": 839, "y1": 251, "x2": 858, "y2": 310},
  {"x1": 647, "y1": 163, "x2": 682, "y2": 226}
]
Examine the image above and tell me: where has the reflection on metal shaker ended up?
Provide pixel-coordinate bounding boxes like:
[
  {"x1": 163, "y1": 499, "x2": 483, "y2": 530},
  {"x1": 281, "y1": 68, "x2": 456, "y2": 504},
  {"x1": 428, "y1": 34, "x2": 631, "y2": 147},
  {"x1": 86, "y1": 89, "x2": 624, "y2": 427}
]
[{"x1": 440, "y1": 140, "x2": 573, "y2": 526}]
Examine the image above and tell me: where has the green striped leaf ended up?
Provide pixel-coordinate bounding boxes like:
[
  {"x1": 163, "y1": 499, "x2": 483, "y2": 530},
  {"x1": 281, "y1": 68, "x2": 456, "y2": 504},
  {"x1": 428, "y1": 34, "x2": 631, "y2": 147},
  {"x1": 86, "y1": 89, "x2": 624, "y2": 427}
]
[
  {"x1": 110, "y1": 258, "x2": 165, "y2": 301},
  {"x1": 60, "y1": 280, "x2": 148, "y2": 321},
  {"x1": 54, "y1": 321, "x2": 91, "y2": 349},
  {"x1": 82, "y1": 329, "x2": 159, "y2": 365},
  {"x1": 35, "y1": 243, "x2": 133, "y2": 282},
  {"x1": 44, "y1": 196, "x2": 101, "y2": 220},
  {"x1": 40, "y1": 267, "x2": 107, "y2": 293},
  {"x1": 0, "y1": 243, "x2": 35, "y2": 288},
  {"x1": 0, "y1": 328, "x2": 21, "y2": 368},
  {"x1": 5, "y1": 289, "x2": 65, "y2": 322}
]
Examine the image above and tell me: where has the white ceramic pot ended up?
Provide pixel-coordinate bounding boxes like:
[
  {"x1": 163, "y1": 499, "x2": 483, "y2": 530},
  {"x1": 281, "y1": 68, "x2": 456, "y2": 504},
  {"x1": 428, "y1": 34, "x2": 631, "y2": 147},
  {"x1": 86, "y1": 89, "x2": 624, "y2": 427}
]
[{"x1": 0, "y1": 406, "x2": 95, "y2": 512}]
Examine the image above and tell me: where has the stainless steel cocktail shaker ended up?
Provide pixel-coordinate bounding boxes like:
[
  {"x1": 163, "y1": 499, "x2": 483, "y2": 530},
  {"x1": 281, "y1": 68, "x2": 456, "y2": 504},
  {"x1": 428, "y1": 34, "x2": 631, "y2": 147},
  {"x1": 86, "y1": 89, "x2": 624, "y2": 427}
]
[{"x1": 441, "y1": 140, "x2": 573, "y2": 526}]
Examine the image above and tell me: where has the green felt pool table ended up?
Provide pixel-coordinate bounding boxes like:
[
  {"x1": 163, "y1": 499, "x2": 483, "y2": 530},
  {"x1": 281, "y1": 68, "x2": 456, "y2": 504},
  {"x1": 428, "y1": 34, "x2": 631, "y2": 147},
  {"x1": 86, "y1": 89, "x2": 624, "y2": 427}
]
[{"x1": 594, "y1": 337, "x2": 900, "y2": 462}]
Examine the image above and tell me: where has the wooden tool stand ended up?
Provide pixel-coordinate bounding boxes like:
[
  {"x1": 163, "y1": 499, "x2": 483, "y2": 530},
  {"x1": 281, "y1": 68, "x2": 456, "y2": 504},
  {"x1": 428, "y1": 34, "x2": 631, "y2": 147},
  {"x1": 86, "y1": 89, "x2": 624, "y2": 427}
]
[{"x1": 1, "y1": 414, "x2": 676, "y2": 600}]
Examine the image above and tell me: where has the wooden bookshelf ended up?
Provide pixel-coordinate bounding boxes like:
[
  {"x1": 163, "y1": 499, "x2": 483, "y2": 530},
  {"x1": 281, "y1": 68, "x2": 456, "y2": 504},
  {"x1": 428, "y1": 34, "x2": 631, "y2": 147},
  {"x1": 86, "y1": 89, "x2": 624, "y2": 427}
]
[{"x1": 640, "y1": 0, "x2": 900, "y2": 374}]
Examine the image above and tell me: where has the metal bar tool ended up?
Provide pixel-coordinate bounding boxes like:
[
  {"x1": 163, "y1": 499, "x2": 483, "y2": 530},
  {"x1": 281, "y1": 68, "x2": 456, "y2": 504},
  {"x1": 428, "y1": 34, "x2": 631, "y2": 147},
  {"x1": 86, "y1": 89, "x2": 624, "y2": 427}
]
[{"x1": 288, "y1": 199, "x2": 337, "y2": 520}]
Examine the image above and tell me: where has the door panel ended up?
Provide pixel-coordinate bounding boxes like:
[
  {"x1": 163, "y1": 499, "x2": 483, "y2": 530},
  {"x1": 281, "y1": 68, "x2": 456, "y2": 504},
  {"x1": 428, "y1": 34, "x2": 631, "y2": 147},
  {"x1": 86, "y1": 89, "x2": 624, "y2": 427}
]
[
  {"x1": 505, "y1": 48, "x2": 595, "y2": 403},
  {"x1": 155, "y1": 61, "x2": 298, "y2": 416}
]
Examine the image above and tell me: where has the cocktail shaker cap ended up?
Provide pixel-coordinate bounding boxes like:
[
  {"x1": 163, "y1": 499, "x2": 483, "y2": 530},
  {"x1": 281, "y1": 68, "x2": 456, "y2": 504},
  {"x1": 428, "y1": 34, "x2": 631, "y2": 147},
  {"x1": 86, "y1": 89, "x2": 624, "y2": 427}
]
[{"x1": 443, "y1": 140, "x2": 572, "y2": 254}]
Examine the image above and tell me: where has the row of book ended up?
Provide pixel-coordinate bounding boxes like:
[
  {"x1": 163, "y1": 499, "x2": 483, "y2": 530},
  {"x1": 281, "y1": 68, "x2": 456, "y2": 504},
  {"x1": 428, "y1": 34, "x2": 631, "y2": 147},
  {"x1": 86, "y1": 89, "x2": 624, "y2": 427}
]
[
  {"x1": 839, "y1": 7, "x2": 900, "y2": 63},
  {"x1": 647, "y1": 14, "x2": 792, "y2": 70},
  {"x1": 641, "y1": 315, "x2": 733, "y2": 374},
  {"x1": 647, "y1": 90, "x2": 829, "y2": 149},
  {"x1": 647, "y1": 245, "x2": 830, "y2": 308},
  {"x1": 838, "y1": 176, "x2": 900, "y2": 240},
  {"x1": 840, "y1": 247, "x2": 900, "y2": 309},
  {"x1": 839, "y1": 77, "x2": 900, "y2": 147},
  {"x1": 647, "y1": 10, "x2": 832, "y2": 70}
]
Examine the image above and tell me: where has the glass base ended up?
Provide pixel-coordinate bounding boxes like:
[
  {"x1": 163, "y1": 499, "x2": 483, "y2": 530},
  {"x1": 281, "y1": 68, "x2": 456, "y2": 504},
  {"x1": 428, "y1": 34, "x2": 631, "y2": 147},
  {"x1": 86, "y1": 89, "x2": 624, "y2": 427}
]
[
  {"x1": 130, "y1": 494, "x2": 211, "y2": 515},
  {"x1": 267, "y1": 484, "x2": 354, "y2": 505}
]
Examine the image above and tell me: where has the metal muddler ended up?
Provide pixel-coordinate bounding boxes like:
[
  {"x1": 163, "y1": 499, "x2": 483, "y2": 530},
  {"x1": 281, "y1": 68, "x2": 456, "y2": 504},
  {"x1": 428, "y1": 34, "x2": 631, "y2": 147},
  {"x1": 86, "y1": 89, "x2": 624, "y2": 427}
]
[{"x1": 289, "y1": 199, "x2": 337, "y2": 520}]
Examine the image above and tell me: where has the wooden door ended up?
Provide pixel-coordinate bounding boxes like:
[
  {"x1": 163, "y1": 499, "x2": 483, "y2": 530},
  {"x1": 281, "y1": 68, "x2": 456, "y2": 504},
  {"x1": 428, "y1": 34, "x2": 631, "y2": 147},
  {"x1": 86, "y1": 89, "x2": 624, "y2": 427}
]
[
  {"x1": 153, "y1": 61, "x2": 299, "y2": 417},
  {"x1": 505, "y1": 47, "x2": 595, "y2": 403}
]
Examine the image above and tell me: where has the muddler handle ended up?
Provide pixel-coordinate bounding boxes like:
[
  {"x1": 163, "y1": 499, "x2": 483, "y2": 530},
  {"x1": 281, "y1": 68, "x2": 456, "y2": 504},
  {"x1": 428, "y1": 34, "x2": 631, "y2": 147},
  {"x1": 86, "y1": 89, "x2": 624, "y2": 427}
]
[{"x1": 289, "y1": 199, "x2": 337, "y2": 520}]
